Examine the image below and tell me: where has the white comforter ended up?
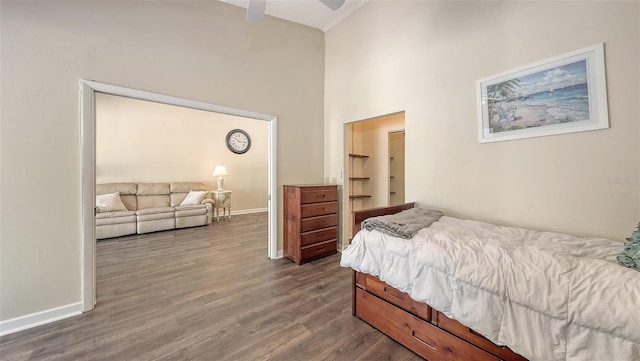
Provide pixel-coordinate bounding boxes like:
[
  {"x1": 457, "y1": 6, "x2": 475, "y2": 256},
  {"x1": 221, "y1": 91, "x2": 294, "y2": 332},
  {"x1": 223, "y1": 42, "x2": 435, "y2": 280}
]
[{"x1": 340, "y1": 216, "x2": 640, "y2": 361}]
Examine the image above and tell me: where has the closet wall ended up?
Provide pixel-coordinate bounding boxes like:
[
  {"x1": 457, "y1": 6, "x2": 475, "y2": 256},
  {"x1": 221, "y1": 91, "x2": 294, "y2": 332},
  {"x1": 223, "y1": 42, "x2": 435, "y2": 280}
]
[{"x1": 389, "y1": 131, "x2": 406, "y2": 206}]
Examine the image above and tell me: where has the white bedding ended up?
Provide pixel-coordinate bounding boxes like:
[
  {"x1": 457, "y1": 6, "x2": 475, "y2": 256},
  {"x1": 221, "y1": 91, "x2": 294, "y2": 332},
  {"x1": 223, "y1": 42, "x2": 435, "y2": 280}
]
[{"x1": 340, "y1": 216, "x2": 640, "y2": 361}]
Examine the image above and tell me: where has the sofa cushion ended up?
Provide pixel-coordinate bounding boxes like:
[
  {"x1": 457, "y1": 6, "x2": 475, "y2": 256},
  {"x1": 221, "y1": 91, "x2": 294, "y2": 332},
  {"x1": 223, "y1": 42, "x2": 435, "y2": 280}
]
[
  {"x1": 96, "y1": 192, "x2": 128, "y2": 212},
  {"x1": 175, "y1": 205, "x2": 207, "y2": 218},
  {"x1": 97, "y1": 183, "x2": 137, "y2": 210},
  {"x1": 174, "y1": 204, "x2": 206, "y2": 211},
  {"x1": 179, "y1": 191, "x2": 209, "y2": 206},
  {"x1": 137, "y1": 183, "x2": 170, "y2": 196},
  {"x1": 96, "y1": 212, "x2": 136, "y2": 226},
  {"x1": 170, "y1": 182, "x2": 207, "y2": 207},
  {"x1": 137, "y1": 183, "x2": 171, "y2": 209},
  {"x1": 138, "y1": 195, "x2": 170, "y2": 209},
  {"x1": 136, "y1": 207, "x2": 175, "y2": 216},
  {"x1": 96, "y1": 183, "x2": 137, "y2": 195},
  {"x1": 96, "y1": 210, "x2": 136, "y2": 219},
  {"x1": 137, "y1": 207, "x2": 175, "y2": 222},
  {"x1": 170, "y1": 182, "x2": 205, "y2": 193}
]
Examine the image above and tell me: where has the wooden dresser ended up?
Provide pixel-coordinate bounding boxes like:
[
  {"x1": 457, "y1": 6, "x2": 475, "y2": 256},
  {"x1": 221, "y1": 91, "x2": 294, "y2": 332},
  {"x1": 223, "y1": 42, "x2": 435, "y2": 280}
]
[{"x1": 283, "y1": 184, "x2": 338, "y2": 265}]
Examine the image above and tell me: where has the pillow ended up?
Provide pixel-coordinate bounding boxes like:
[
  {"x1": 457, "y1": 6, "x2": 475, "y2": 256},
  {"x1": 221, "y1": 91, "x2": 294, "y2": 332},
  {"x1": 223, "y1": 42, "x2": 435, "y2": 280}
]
[
  {"x1": 96, "y1": 192, "x2": 128, "y2": 212},
  {"x1": 180, "y1": 190, "x2": 209, "y2": 206}
]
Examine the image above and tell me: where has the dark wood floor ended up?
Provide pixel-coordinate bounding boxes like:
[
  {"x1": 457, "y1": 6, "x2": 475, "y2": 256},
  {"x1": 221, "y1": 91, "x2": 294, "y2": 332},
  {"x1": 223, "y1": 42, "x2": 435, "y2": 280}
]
[{"x1": 0, "y1": 213, "x2": 422, "y2": 361}]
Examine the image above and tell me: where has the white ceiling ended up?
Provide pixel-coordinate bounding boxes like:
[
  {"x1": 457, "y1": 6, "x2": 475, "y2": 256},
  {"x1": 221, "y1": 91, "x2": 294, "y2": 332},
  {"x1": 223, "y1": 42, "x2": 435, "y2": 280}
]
[{"x1": 219, "y1": 0, "x2": 369, "y2": 32}]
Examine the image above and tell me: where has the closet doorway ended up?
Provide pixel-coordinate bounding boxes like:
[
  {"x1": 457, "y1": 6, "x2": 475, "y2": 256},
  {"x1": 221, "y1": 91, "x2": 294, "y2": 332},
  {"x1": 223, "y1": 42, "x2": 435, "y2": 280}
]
[{"x1": 343, "y1": 111, "x2": 405, "y2": 247}]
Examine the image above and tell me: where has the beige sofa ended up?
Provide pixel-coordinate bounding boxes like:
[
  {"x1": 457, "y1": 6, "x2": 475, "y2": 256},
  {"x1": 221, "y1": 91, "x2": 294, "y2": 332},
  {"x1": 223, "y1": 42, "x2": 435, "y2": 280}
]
[{"x1": 96, "y1": 182, "x2": 214, "y2": 240}]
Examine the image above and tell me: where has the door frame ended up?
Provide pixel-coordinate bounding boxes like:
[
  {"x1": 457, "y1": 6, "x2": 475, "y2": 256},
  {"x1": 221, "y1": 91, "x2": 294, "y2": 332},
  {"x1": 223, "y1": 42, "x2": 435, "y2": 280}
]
[{"x1": 80, "y1": 80, "x2": 278, "y2": 312}]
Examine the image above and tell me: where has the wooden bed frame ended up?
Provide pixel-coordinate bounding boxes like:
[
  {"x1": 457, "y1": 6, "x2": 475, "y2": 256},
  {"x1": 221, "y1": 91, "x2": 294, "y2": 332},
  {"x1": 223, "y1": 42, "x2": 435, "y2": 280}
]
[{"x1": 351, "y1": 203, "x2": 527, "y2": 361}]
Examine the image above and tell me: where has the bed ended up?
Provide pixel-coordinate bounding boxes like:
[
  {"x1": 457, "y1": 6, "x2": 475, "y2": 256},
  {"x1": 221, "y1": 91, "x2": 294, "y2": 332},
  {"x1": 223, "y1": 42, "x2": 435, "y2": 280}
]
[{"x1": 340, "y1": 203, "x2": 640, "y2": 361}]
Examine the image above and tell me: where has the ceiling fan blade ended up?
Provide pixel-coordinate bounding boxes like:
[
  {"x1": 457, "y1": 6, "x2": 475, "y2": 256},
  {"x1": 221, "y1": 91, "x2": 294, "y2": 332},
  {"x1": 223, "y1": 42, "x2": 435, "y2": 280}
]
[
  {"x1": 246, "y1": 0, "x2": 266, "y2": 23},
  {"x1": 319, "y1": 0, "x2": 345, "y2": 11}
]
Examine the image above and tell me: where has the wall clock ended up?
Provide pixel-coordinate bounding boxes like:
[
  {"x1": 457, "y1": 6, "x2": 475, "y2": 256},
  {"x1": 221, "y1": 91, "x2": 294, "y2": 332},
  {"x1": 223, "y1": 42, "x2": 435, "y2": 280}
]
[{"x1": 225, "y1": 129, "x2": 251, "y2": 154}]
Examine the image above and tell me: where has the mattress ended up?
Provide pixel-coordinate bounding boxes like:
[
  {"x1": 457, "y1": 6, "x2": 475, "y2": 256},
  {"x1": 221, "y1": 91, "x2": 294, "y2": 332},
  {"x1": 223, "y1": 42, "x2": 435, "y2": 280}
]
[{"x1": 340, "y1": 216, "x2": 640, "y2": 361}]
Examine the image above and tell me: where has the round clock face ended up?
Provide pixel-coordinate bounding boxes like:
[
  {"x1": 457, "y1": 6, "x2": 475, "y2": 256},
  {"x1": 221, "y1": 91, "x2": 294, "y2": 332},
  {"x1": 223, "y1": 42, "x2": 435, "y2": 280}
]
[{"x1": 225, "y1": 129, "x2": 251, "y2": 154}]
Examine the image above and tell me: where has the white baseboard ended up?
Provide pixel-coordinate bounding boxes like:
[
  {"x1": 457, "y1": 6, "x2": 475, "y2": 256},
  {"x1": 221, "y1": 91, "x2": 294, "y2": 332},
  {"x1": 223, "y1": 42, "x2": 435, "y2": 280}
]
[
  {"x1": 231, "y1": 208, "x2": 268, "y2": 216},
  {"x1": 0, "y1": 302, "x2": 83, "y2": 336}
]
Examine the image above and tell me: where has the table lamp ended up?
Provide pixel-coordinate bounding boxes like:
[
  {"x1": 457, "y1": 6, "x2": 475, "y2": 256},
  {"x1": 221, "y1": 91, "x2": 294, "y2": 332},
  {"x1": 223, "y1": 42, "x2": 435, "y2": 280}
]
[{"x1": 213, "y1": 165, "x2": 228, "y2": 191}]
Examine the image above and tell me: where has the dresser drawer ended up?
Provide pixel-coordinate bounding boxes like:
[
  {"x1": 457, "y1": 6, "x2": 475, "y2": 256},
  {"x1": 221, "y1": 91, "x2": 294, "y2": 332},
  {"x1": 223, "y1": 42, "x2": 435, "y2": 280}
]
[
  {"x1": 435, "y1": 312, "x2": 527, "y2": 361},
  {"x1": 300, "y1": 226, "x2": 337, "y2": 247},
  {"x1": 300, "y1": 214, "x2": 337, "y2": 233},
  {"x1": 301, "y1": 201, "x2": 338, "y2": 218},
  {"x1": 300, "y1": 187, "x2": 338, "y2": 204},
  {"x1": 300, "y1": 239, "x2": 337, "y2": 262},
  {"x1": 355, "y1": 272, "x2": 431, "y2": 322},
  {"x1": 356, "y1": 289, "x2": 499, "y2": 361}
]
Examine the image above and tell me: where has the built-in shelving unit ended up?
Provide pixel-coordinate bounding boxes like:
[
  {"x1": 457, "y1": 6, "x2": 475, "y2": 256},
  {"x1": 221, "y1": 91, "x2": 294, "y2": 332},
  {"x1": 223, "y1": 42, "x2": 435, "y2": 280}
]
[
  {"x1": 349, "y1": 153, "x2": 370, "y2": 159},
  {"x1": 349, "y1": 153, "x2": 371, "y2": 200},
  {"x1": 349, "y1": 195, "x2": 372, "y2": 200}
]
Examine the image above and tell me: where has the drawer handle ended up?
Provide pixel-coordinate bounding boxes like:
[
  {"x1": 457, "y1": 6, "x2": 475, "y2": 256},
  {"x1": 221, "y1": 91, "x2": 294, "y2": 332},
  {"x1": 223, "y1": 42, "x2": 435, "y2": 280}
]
[
  {"x1": 412, "y1": 330, "x2": 437, "y2": 351},
  {"x1": 317, "y1": 194, "x2": 326, "y2": 198},
  {"x1": 383, "y1": 286, "x2": 405, "y2": 301},
  {"x1": 318, "y1": 207, "x2": 325, "y2": 211},
  {"x1": 316, "y1": 247, "x2": 326, "y2": 253}
]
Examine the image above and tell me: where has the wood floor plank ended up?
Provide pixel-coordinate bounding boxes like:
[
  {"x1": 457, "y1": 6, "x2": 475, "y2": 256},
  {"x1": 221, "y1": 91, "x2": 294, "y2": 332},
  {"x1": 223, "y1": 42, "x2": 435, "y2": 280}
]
[{"x1": 0, "y1": 213, "x2": 422, "y2": 361}]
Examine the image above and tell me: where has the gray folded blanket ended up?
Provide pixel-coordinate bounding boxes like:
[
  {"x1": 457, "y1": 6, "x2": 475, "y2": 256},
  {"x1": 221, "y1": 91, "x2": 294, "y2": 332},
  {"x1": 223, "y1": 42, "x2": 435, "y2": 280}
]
[
  {"x1": 363, "y1": 207, "x2": 444, "y2": 239},
  {"x1": 617, "y1": 222, "x2": 640, "y2": 272}
]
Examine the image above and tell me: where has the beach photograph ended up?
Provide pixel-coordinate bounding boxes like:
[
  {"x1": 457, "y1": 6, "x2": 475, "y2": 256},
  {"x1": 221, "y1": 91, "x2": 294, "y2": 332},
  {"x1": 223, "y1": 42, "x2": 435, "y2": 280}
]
[{"x1": 486, "y1": 59, "x2": 590, "y2": 134}]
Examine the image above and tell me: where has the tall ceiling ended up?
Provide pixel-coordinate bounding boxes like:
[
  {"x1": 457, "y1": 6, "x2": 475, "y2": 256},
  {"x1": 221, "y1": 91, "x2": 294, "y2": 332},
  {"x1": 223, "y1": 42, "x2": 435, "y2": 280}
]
[{"x1": 219, "y1": 0, "x2": 369, "y2": 31}]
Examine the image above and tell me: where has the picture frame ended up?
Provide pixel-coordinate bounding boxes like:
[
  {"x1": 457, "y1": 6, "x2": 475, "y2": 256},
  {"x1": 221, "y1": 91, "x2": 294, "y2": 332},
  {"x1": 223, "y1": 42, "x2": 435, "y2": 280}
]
[{"x1": 476, "y1": 43, "x2": 609, "y2": 143}]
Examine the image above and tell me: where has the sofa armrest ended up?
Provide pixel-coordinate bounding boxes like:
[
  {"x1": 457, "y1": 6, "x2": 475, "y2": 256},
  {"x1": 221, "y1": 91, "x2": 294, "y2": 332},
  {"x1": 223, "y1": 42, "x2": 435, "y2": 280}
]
[{"x1": 203, "y1": 202, "x2": 214, "y2": 224}]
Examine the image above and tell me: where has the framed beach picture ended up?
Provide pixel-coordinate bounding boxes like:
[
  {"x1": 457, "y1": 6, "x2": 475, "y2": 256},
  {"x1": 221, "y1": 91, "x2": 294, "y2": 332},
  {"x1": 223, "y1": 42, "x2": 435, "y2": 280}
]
[{"x1": 476, "y1": 44, "x2": 609, "y2": 143}]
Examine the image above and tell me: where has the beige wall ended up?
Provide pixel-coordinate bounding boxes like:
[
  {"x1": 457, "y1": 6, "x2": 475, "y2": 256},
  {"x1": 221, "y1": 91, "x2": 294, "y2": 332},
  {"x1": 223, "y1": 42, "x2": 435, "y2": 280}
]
[
  {"x1": 0, "y1": 1, "x2": 324, "y2": 322},
  {"x1": 96, "y1": 93, "x2": 268, "y2": 211},
  {"x1": 326, "y1": 1, "x2": 640, "y2": 241}
]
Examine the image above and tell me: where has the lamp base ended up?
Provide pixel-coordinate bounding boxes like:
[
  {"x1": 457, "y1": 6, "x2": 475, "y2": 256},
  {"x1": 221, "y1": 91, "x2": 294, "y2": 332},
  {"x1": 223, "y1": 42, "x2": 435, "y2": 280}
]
[{"x1": 217, "y1": 176, "x2": 224, "y2": 191}]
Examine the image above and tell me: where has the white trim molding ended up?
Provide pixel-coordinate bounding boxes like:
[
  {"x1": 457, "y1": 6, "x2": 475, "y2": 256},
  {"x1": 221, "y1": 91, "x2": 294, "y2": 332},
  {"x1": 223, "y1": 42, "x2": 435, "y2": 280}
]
[
  {"x1": 0, "y1": 303, "x2": 83, "y2": 337},
  {"x1": 231, "y1": 208, "x2": 268, "y2": 215}
]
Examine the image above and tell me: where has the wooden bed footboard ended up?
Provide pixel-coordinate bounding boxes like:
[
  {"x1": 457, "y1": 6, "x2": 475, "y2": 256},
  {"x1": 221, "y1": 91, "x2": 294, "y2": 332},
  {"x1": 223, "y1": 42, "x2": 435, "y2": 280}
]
[{"x1": 350, "y1": 203, "x2": 527, "y2": 361}]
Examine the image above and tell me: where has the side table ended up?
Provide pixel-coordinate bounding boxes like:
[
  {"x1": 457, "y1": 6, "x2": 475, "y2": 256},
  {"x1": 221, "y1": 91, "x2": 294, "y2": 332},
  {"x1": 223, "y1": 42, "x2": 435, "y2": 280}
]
[{"x1": 211, "y1": 190, "x2": 232, "y2": 221}]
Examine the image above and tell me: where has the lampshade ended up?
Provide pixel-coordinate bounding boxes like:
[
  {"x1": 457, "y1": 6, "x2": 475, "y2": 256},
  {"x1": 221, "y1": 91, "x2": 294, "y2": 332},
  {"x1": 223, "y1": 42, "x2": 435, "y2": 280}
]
[{"x1": 212, "y1": 165, "x2": 228, "y2": 176}]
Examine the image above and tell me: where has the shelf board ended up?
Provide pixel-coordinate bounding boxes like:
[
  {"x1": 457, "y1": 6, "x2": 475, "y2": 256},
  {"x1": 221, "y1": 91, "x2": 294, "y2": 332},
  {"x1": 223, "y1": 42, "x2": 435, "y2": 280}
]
[
  {"x1": 349, "y1": 153, "x2": 370, "y2": 159},
  {"x1": 349, "y1": 177, "x2": 371, "y2": 180},
  {"x1": 349, "y1": 195, "x2": 372, "y2": 199}
]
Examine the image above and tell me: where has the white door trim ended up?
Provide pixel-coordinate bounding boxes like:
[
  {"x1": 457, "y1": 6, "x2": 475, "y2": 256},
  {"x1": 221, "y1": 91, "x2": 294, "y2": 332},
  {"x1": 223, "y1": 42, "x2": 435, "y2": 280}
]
[{"x1": 80, "y1": 80, "x2": 278, "y2": 312}]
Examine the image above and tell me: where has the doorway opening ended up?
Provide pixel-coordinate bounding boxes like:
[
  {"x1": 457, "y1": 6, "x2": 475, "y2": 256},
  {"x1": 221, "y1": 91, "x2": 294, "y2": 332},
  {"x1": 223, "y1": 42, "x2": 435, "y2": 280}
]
[
  {"x1": 342, "y1": 111, "x2": 405, "y2": 247},
  {"x1": 81, "y1": 80, "x2": 278, "y2": 311}
]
